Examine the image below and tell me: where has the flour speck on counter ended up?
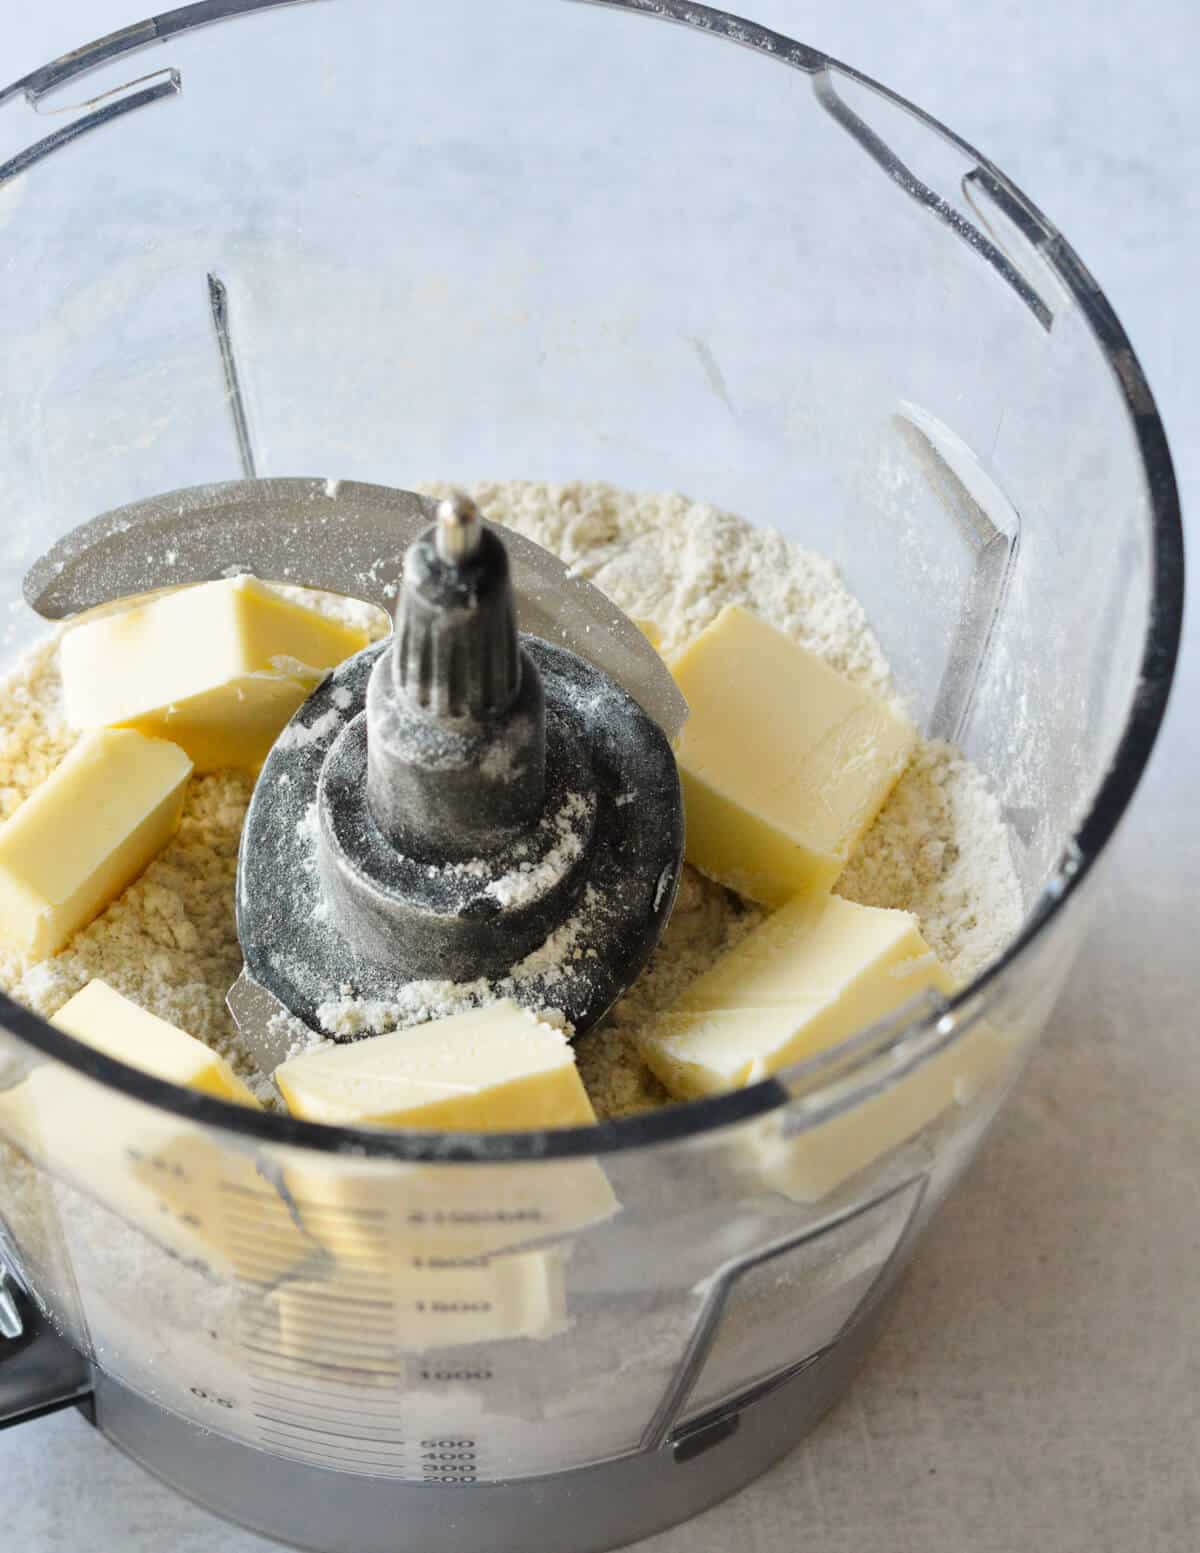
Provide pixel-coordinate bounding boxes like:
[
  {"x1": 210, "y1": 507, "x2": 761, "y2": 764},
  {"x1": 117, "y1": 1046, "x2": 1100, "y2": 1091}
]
[{"x1": 0, "y1": 481, "x2": 1023, "y2": 1118}]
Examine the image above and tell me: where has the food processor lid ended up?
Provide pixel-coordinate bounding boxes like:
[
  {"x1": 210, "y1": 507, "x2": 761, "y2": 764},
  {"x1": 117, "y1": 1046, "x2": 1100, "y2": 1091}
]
[{"x1": 0, "y1": 0, "x2": 1182, "y2": 1163}]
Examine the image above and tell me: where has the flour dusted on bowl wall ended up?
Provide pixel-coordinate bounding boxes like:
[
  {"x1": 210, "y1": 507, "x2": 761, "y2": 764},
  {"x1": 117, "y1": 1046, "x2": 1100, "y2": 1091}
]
[{"x1": 0, "y1": 481, "x2": 1023, "y2": 1120}]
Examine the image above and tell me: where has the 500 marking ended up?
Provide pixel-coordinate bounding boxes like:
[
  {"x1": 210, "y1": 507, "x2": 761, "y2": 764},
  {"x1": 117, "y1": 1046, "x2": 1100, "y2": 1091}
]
[{"x1": 421, "y1": 1439, "x2": 478, "y2": 1483}]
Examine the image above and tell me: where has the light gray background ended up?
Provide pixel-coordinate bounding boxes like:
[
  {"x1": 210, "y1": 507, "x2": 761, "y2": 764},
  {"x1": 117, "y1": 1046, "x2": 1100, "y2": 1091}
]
[{"x1": 2, "y1": 2, "x2": 1197, "y2": 1550}]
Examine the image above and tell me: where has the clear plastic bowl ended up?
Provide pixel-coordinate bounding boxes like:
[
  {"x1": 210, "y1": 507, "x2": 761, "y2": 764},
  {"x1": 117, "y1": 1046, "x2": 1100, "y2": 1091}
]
[{"x1": 0, "y1": 4, "x2": 1182, "y2": 1552}]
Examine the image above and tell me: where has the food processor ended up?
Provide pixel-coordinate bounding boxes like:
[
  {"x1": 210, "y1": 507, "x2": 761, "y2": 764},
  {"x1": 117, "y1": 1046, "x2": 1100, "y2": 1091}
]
[{"x1": 0, "y1": 3, "x2": 1183, "y2": 1552}]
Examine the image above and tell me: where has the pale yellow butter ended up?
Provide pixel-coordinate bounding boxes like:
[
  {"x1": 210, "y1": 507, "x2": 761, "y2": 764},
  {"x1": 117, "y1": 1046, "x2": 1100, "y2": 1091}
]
[
  {"x1": 754, "y1": 1021, "x2": 1010, "y2": 1202},
  {"x1": 279, "y1": 1152, "x2": 620, "y2": 1262},
  {"x1": 52, "y1": 979, "x2": 260, "y2": 1107},
  {"x1": 670, "y1": 605, "x2": 916, "y2": 906},
  {"x1": 0, "y1": 1072, "x2": 309, "y2": 1278},
  {"x1": 0, "y1": 996, "x2": 318, "y2": 1280},
  {"x1": 59, "y1": 576, "x2": 368, "y2": 771},
  {"x1": 276, "y1": 1000, "x2": 597, "y2": 1131},
  {"x1": 274, "y1": 1000, "x2": 617, "y2": 1259},
  {"x1": 268, "y1": 1249, "x2": 567, "y2": 1358},
  {"x1": 639, "y1": 895, "x2": 953, "y2": 1099},
  {"x1": 0, "y1": 730, "x2": 192, "y2": 960}
]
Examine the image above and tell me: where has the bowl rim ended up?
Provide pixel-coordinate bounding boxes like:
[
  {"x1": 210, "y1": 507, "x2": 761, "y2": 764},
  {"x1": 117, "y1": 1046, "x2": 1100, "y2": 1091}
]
[{"x1": 0, "y1": 0, "x2": 1184, "y2": 1165}]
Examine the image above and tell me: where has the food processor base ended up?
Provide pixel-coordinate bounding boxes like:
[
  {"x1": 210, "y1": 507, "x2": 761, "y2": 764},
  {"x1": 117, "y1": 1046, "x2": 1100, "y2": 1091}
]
[{"x1": 92, "y1": 1303, "x2": 888, "y2": 1553}]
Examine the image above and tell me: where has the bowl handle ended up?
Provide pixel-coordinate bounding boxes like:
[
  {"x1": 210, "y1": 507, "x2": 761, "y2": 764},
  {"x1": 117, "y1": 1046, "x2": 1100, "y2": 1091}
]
[{"x1": 0, "y1": 1261, "x2": 92, "y2": 1430}]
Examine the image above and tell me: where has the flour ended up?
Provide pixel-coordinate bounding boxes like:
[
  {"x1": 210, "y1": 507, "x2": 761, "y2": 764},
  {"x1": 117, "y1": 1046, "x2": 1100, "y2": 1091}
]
[
  {"x1": 313, "y1": 884, "x2": 604, "y2": 1039},
  {"x1": 424, "y1": 481, "x2": 898, "y2": 702},
  {"x1": 274, "y1": 705, "x2": 344, "y2": 750},
  {"x1": 485, "y1": 792, "x2": 591, "y2": 908},
  {"x1": 0, "y1": 482, "x2": 1023, "y2": 1119}
]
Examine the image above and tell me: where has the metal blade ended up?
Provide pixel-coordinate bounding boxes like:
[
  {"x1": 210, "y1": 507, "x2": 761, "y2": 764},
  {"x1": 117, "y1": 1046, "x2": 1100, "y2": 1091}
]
[{"x1": 23, "y1": 477, "x2": 687, "y2": 739}]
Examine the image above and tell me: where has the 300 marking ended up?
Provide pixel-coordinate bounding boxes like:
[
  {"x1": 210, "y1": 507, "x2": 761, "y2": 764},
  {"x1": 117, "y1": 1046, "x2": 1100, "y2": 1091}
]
[{"x1": 420, "y1": 1439, "x2": 478, "y2": 1483}]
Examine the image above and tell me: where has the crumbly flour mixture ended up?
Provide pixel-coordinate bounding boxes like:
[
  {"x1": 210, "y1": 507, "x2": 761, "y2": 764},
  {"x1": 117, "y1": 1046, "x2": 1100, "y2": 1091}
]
[{"x1": 0, "y1": 481, "x2": 1023, "y2": 1118}]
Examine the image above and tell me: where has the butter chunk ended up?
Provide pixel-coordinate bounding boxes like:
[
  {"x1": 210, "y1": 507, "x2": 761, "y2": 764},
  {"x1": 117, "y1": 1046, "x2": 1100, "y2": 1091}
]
[
  {"x1": 60, "y1": 576, "x2": 368, "y2": 771},
  {"x1": 632, "y1": 617, "x2": 663, "y2": 651},
  {"x1": 278, "y1": 1153, "x2": 619, "y2": 1260},
  {"x1": 276, "y1": 1000, "x2": 597, "y2": 1130},
  {"x1": 754, "y1": 1022, "x2": 1009, "y2": 1201},
  {"x1": 0, "y1": 730, "x2": 191, "y2": 959},
  {"x1": 269, "y1": 1250, "x2": 567, "y2": 1357},
  {"x1": 52, "y1": 979, "x2": 260, "y2": 1107},
  {"x1": 0, "y1": 1054, "x2": 308, "y2": 1283},
  {"x1": 639, "y1": 895, "x2": 952, "y2": 1099},
  {"x1": 670, "y1": 605, "x2": 916, "y2": 906}
]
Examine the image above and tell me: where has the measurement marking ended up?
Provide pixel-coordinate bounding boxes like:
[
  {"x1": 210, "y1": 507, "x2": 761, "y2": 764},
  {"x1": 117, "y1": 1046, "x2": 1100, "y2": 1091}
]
[
  {"x1": 237, "y1": 1279, "x2": 393, "y2": 1300},
  {"x1": 287, "y1": 1198, "x2": 388, "y2": 1221},
  {"x1": 220, "y1": 1181, "x2": 386, "y2": 1218},
  {"x1": 254, "y1": 1409, "x2": 408, "y2": 1445},
  {"x1": 246, "y1": 1354, "x2": 404, "y2": 1385},
  {"x1": 249, "y1": 1290, "x2": 395, "y2": 1312},
  {"x1": 225, "y1": 1233, "x2": 316, "y2": 1253},
  {"x1": 244, "y1": 1333, "x2": 396, "y2": 1358},
  {"x1": 240, "y1": 1329, "x2": 395, "y2": 1354},
  {"x1": 228, "y1": 1238, "x2": 390, "y2": 1267},
  {"x1": 223, "y1": 1210, "x2": 385, "y2": 1237},
  {"x1": 221, "y1": 1186, "x2": 302, "y2": 1211},
  {"x1": 242, "y1": 1340, "x2": 402, "y2": 1369},
  {"x1": 248, "y1": 1372, "x2": 406, "y2": 1397},
  {"x1": 240, "y1": 1303, "x2": 395, "y2": 1331},
  {"x1": 217, "y1": 1181, "x2": 293, "y2": 1205},
  {"x1": 222, "y1": 1211, "x2": 311, "y2": 1231},
  {"x1": 231, "y1": 1259, "x2": 390, "y2": 1283},
  {"x1": 235, "y1": 1271, "x2": 392, "y2": 1294},
  {"x1": 222, "y1": 1216, "x2": 328, "y2": 1240},
  {"x1": 250, "y1": 1366, "x2": 404, "y2": 1391},
  {"x1": 244, "y1": 1340, "x2": 399, "y2": 1364},
  {"x1": 257, "y1": 1430, "x2": 408, "y2": 1470},
  {"x1": 250, "y1": 1388, "x2": 404, "y2": 1424},
  {"x1": 220, "y1": 1211, "x2": 312, "y2": 1236},
  {"x1": 246, "y1": 1354, "x2": 404, "y2": 1386},
  {"x1": 248, "y1": 1370, "x2": 406, "y2": 1403},
  {"x1": 240, "y1": 1304, "x2": 396, "y2": 1331},
  {"x1": 235, "y1": 1243, "x2": 390, "y2": 1266},
  {"x1": 256, "y1": 1424, "x2": 408, "y2": 1459},
  {"x1": 240, "y1": 1315, "x2": 395, "y2": 1344},
  {"x1": 242, "y1": 1289, "x2": 396, "y2": 1313},
  {"x1": 242, "y1": 1335, "x2": 400, "y2": 1362},
  {"x1": 249, "y1": 1380, "x2": 407, "y2": 1415},
  {"x1": 250, "y1": 1373, "x2": 405, "y2": 1402},
  {"x1": 259, "y1": 1448, "x2": 411, "y2": 1479},
  {"x1": 240, "y1": 1304, "x2": 391, "y2": 1329},
  {"x1": 255, "y1": 1409, "x2": 407, "y2": 1442},
  {"x1": 222, "y1": 1218, "x2": 302, "y2": 1237},
  {"x1": 258, "y1": 1448, "x2": 411, "y2": 1479},
  {"x1": 238, "y1": 1285, "x2": 393, "y2": 1307},
  {"x1": 252, "y1": 1403, "x2": 405, "y2": 1433}
]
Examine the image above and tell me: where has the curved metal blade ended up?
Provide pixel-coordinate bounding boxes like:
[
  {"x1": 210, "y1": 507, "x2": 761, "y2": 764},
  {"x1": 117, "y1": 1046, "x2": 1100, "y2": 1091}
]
[{"x1": 23, "y1": 477, "x2": 688, "y2": 739}]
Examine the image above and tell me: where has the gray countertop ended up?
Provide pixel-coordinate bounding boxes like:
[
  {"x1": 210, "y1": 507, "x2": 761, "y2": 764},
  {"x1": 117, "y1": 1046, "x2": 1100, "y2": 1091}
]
[{"x1": 2, "y1": 3, "x2": 1198, "y2": 1550}]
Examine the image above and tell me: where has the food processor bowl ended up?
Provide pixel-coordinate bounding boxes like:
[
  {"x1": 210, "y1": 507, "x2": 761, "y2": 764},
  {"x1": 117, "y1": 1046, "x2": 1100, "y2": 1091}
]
[{"x1": 0, "y1": 4, "x2": 1182, "y2": 1551}]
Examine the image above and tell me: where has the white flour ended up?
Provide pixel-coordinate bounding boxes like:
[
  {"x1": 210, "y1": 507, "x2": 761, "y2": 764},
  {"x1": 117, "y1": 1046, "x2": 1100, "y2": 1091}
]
[
  {"x1": 0, "y1": 481, "x2": 1023, "y2": 1118},
  {"x1": 484, "y1": 792, "x2": 591, "y2": 908}
]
